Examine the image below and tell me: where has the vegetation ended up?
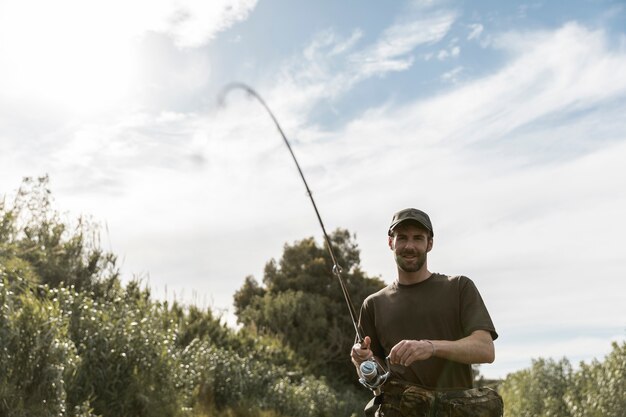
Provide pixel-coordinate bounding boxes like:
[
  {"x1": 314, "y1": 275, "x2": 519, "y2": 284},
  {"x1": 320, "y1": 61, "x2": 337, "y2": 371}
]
[
  {"x1": 0, "y1": 177, "x2": 364, "y2": 417},
  {"x1": 499, "y1": 343, "x2": 625, "y2": 417},
  {"x1": 1, "y1": 176, "x2": 623, "y2": 416}
]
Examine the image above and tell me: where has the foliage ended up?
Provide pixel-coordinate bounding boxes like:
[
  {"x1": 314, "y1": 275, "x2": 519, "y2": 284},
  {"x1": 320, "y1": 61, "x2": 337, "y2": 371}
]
[
  {"x1": 0, "y1": 273, "x2": 364, "y2": 417},
  {"x1": 0, "y1": 277, "x2": 91, "y2": 417},
  {"x1": 63, "y1": 283, "x2": 182, "y2": 417},
  {"x1": 233, "y1": 230, "x2": 385, "y2": 387},
  {"x1": 180, "y1": 339, "x2": 362, "y2": 417},
  {"x1": 499, "y1": 357, "x2": 573, "y2": 417},
  {"x1": 5, "y1": 176, "x2": 622, "y2": 417},
  {"x1": 564, "y1": 341, "x2": 626, "y2": 417},
  {"x1": 500, "y1": 342, "x2": 625, "y2": 417},
  {"x1": 0, "y1": 177, "x2": 365, "y2": 417},
  {"x1": 0, "y1": 175, "x2": 120, "y2": 295}
]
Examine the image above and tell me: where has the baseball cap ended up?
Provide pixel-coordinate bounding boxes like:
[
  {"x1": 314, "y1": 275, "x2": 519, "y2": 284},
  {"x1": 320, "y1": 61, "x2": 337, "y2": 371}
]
[{"x1": 388, "y1": 208, "x2": 434, "y2": 236}]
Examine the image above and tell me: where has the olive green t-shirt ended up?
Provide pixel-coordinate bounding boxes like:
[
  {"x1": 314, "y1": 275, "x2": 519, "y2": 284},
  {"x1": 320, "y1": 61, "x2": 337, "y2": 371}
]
[{"x1": 358, "y1": 273, "x2": 498, "y2": 390}]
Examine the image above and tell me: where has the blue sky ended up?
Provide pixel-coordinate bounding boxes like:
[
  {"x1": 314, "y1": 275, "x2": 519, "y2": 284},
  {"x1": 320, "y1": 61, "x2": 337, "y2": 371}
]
[{"x1": 1, "y1": 0, "x2": 625, "y2": 380}]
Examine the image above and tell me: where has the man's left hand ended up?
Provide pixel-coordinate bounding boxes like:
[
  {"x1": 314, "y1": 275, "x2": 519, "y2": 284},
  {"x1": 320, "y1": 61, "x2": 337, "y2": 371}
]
[{"x1": 388, "y1": 339, "x2": 434, "y2": 367}]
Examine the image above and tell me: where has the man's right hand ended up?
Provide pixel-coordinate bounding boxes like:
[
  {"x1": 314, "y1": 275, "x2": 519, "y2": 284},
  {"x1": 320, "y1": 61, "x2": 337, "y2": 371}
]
[{"x1": 351, "y1": 335, "x2": 373, "y2": 366}]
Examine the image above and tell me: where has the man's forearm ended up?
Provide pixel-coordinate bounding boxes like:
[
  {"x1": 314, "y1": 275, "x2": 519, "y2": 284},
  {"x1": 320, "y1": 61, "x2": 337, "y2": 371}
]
[{"x1": 430, "y1": 330, "x2": 494, "y2": 364}]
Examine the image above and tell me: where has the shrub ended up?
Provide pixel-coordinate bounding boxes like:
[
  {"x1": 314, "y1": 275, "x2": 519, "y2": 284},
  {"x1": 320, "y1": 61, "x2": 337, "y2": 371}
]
[
  {"x1": 58, "y1": 283, "x2": 182, "y2": 417},
  {"x1": 179, "y1": 339, "x2": 363, "y2": 417},
  {"x1": 0, "y1": 276, "x2": 95, "y2": 417}
]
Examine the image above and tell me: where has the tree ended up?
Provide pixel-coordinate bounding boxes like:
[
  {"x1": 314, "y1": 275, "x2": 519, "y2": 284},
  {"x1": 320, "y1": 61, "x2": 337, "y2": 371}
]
[
  {"x1": 499, "y1": 342, "x2": 626, "y2": 417},
  {"x1": 565, "y1": 341, "x2": 626, "y2": 417},
  {"x1": 499, "y1": 357, "x2": 573, "y2": 417},
  {"x1": 233, "y1": 229, "x2": 385, "y2": 387},
  {"x1": 0, "y1": 176, "x2": 120, "y2": 296}
]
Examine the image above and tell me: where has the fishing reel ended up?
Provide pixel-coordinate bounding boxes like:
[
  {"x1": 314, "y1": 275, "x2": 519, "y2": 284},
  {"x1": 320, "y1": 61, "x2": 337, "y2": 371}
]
[{"x1": 359, "y1": 358, "x2": 391, "y2": 395}]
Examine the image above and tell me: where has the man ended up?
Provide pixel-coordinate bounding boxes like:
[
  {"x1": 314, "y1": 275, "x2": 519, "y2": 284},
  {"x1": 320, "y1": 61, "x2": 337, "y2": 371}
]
[{"x1": 351, "y1": 208, "x2": 501, "y2": 417}]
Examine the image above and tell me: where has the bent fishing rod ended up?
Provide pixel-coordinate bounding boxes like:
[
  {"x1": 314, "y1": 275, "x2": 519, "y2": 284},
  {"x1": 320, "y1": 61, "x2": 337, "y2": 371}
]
[
  {"x1": 218, "y1": 83, "x2": 390, "y2": 393},
  {"x1": 219, "y1": 82, "x2": 362, "y2": 342}
]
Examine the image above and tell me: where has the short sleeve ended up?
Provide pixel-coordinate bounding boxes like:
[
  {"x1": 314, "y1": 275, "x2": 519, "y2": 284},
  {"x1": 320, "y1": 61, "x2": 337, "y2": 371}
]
[
  {"x1": 459, "y1": 277, "x2": 498, "y2": 340},
  {"x1": 358, "y1": 297, "x2": 386, "y2": 359}
]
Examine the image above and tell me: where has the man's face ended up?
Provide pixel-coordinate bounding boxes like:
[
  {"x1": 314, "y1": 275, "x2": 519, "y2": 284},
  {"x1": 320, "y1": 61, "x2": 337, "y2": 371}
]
[{"x1": 388, "y1": 222, "x2": 433, "y2": 273}]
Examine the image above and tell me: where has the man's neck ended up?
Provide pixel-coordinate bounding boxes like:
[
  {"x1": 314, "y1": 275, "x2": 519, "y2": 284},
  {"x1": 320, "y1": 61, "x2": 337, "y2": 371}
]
[{"x1": 397, "y1": 267, "x2": 432, "y2": 285}]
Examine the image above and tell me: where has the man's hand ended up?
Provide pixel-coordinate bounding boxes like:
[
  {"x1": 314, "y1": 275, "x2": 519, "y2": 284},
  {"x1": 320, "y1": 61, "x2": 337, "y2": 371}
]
[
  {"x1": 351, "y1": 336, "x2": 374, "y2": 366},
  {"x1": 388, "y1": 339, "x2": 434, "y2": 367}
]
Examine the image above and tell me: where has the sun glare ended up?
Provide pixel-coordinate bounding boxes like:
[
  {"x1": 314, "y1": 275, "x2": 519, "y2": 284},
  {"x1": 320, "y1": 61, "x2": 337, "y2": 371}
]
[{"x1": 0, "y1": 0, "x2": 143, "y2": 115}]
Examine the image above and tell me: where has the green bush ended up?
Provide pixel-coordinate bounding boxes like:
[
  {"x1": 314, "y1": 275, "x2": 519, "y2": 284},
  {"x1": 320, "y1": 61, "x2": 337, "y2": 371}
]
[
  {"x1": 0, "y1": 276, "x2": 96, "y2": 417},
  {"x1": 179, "y1": 339, "x2": 363, "y2": 417},
  {"x1": 0, "y1": 274, "x2": 365, "y2": 417},
  {"x1": 58, "y1": 283, "x2": 182, "y2": 417}
]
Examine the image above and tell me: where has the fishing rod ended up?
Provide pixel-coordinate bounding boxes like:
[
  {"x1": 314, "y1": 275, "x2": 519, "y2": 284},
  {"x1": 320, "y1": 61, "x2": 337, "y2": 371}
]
[{"x1": 218, "y1": 83, "x2": 390, "y2": 392}]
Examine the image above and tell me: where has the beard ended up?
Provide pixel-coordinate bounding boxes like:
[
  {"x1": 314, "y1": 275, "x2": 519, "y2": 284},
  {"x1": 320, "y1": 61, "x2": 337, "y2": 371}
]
[{"x1": 394, "y1": 249, "x2": 427, "y2": 273}]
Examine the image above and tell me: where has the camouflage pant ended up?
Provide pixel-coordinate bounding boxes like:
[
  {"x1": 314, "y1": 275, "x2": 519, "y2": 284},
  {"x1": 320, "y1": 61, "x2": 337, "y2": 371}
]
[{"x1": 370, "y1": 381, "x2": 503, "y2": 417}]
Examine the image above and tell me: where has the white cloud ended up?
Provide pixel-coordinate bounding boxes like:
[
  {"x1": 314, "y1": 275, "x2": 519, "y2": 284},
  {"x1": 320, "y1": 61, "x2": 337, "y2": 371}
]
[
  {"x1": 468, "y1": 23, "x2": 484, "y2": 40},
  {"x1": 440, "y1": 65, "x2": 463, "y2": 82},
  {"x1": 154, "y1": 0, "x2": 258, "y2": 48},
  {"x1": 517, "y1": 2, "x2": 543, "y2": 19},
  {"x1": 382, "y1": 22, "x2": 626, "y2": 149},
  {"x1": 351, "y1": 11, "x2": 457, "y2": 78},
  {"x1": 437, "y1": 45, "x2": 460, "y2": 60},
  {"x1": 267, "y1": 10, "x2": 458, "y2": 116},
  {"x1": 331, "y1": 29, "x2": 365, "y2": 56}
]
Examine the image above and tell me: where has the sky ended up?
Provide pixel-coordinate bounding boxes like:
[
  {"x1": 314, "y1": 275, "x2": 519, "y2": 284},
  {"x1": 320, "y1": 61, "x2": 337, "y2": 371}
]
[{"x1": 1, "y1": 0, "x2": 625, "y2": 380}]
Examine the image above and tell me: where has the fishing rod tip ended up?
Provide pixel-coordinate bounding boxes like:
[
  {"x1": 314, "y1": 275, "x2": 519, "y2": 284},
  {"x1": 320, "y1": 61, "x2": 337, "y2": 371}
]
[{"x1": 217, "y1": 83, "x2": 255, "y2": 108}]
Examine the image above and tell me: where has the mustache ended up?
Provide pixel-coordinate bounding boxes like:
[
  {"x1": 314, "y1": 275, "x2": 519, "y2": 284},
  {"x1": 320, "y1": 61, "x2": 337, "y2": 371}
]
[{"x1": 401, "y1": 249, "x2": 418, "y2": 256}]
